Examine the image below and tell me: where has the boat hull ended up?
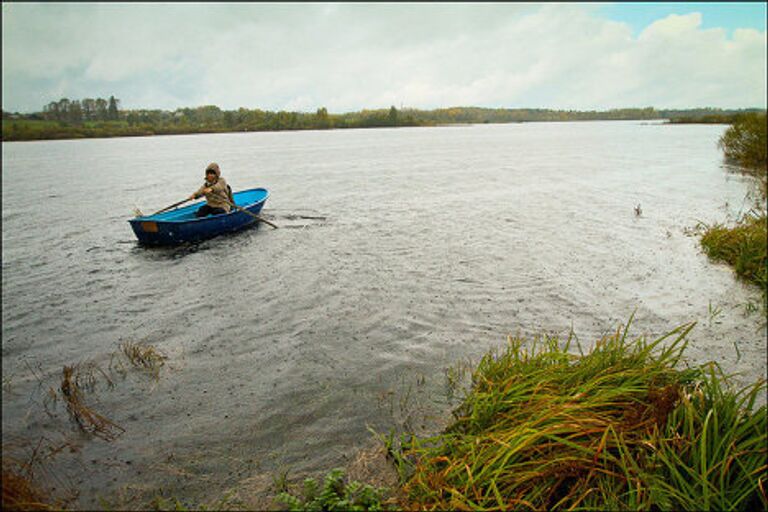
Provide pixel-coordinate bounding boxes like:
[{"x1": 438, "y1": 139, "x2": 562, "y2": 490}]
[{"x1": 128, "y1": 188, "x2": 269, "y2": 246}]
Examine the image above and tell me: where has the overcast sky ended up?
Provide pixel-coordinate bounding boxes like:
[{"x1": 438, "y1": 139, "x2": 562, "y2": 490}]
[{"x1": 2, "y1": 2, "x2": 766, "y2": 113}]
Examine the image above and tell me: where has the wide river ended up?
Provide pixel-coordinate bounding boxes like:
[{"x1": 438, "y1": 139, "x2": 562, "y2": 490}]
[{"x1": 2, "y1": 121, "x2": 766, "y2": 508}]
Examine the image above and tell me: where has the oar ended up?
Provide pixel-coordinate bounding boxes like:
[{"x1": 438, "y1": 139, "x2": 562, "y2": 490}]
[
  {"x1": 225, "y1": 199, "x2": 278, "y2": 229},
  {"x1": 150, "y1": 197, "x2": 194, "y2": 216}
]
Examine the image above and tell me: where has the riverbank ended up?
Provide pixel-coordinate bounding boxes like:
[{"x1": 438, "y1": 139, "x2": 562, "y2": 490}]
[
  {"x1": 3, "y1": 106, "x2": 762, "y2": 142},
  {"x1": 5, "y1": 319, "x2": 764, "y2": 511},
  {"x1": 266, "y1": 320, "x2": 767, "y2": 511},
  {"x1": 700, "y1": 112, "x2": 767, "y2": 308}
]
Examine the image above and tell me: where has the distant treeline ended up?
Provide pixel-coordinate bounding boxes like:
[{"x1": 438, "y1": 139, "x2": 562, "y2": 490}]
[
  {"x1": 41, "y1": 96, "x2": 121, "y2": 123},
  {"x1": 2, "y1": 98, "x2": 765, "y2": 141}
]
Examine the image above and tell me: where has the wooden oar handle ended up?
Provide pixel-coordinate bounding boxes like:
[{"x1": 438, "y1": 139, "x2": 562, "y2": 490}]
[
  {"x1": 226, "y1": 200, "x2": 278, "y2": 229},
  {"x1": 151, "y1": 197, "x2": 193, "y2": 216}
]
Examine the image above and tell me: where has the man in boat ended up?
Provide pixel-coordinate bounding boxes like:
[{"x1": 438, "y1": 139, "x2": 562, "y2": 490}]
[{"x1": 189, "y1": 163, "x2": 234, "y2": 217}]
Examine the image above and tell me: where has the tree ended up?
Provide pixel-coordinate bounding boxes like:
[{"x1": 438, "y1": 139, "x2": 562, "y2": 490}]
[
  {"x1": 95, "y1": 98, "x2": 108, "y2": 121},
  {"x1": 43, "y1": 101, "x2": 61, "y2": 121},
  {"x1": 107, "y1": 96, "x2": 120, "y2": 120},
  {"x1": 58, "y1": 98, "x2": 71, "y2": 122},
  {"x1": 223, "y1": 110, "x2": 235, "y2": 128},
  {"x1": 388, "y1": 105, "x2": 398, "y2": 126},
  {"x1": 316, "y1": 107, "x2": 330, "y2": 128},
  {"x1": 68, "y1": 100, "x2": 83, "y2": 124},
  {"x1": 81, "y1": 98, "x2": 96, "y2": 121}
]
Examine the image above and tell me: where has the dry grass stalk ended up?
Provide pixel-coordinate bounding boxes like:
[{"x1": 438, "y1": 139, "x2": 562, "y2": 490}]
[
  {"x1": 120, "y1": 341, "x2": 167, "y2": 379},
  {"x1": 2, "y1": 434, "x2": 81, "y2": 510},
  {"x1": 1, "y1": 466, "x2": 53, "y2": 511},
  {"x1": 60, "y1": 365, "x2": 124, "y2": 441},
  {"x1": 1, "y1": 451, "x2": 64, "y2": 512}
]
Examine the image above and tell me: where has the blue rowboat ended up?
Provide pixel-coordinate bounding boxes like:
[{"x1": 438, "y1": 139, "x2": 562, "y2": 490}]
[{"x1": 129, "y1": 188, "x2": 269, "y2": 245}]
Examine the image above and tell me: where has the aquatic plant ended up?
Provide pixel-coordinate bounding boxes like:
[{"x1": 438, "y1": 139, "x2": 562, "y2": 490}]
[
  {"x1": 1, "y1": 464, "x2": 53, "y2": 511},
  {"x1": 397, "y1": 320, "x2": 767, "y2": 510},
  {"x1": 120, "y1": 341, "x2": 167, "y2": 379},
  {"x1": 60, "y1": 365, "x2": 124, "y2": 441},
  {"x1": 277, "y1": 468, "x2": 392, "y2": 511}
]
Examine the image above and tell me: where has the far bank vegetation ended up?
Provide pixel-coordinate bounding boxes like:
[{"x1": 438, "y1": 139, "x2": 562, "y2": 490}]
[{"x1": 2, "y1": 97, "x2": 764, "y2": 141}]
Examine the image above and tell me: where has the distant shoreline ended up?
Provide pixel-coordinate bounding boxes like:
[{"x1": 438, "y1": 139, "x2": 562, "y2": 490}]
[
  {"x1": 4, "y1": 104, "x2": 764, "y2": 142},
  {"x1": 0, "y1": 116, "x2": 745, "y2": 143}
]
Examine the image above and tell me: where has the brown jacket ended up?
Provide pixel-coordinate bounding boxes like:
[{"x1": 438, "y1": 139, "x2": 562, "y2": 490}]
[{"x1": 195, "y1": 177, "x2": 231, "y2": 212}]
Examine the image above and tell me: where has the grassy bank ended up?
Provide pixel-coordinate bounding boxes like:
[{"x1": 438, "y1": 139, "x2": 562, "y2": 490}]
[
  {"x1": 701, "y1": 214, "x2": 767, "y2": 296},
  {"x1": 3, "y1": 321, "x2": 765, "y2": 510},
  {"x1": 386, "y1": 321, "x2": 767, "y2": 510},
  {"x1": 700, "y1": 112, "x2": 767, "y2": 305}
]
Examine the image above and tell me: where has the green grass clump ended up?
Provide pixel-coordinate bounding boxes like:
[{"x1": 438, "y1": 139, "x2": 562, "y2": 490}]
[
  {"x1": 700, "y1": 213, "x2": 767, "y2": 300},
  {"x1": 277, "y1": 468, "x2": 392, "y2": 511},
  {"x1": 399, "y1": 320, "x2": 767, "y2": 510},
  {"x1": 718, "y1": 112, "x2": 767, "y2": 175}
]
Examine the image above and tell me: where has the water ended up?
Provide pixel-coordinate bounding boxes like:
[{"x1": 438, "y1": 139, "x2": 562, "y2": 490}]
[{"x1": 2, "y1": 122, "x2": 765, "y2": 507}]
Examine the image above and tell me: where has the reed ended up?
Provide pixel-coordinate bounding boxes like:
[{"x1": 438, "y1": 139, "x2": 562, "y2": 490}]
[
  {"x1": 60, "y1": 365, "x2": 124, "y2": 441},
  {"x1": 1, "y1": 469, "x2": 52, "y2": 511},
  {"x1": 0, "y1": 444, "x2": 72, "y2": 512},
  {"x1": 120, "y1": 341, "x2": 167, "y2": 379},
  {"x1": 399, "y1": 320, "x2": 767, "y2": 510}
]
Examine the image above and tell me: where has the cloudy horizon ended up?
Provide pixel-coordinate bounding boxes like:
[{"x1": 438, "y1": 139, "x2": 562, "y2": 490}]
[{"x1": 2, "y1": 2, "x2": 766, "y2": 114}]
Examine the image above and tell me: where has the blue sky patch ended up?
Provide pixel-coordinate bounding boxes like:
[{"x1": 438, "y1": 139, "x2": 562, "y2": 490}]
[{"x1": 597, "y1": 2, "x2": 767, "y2": 36}]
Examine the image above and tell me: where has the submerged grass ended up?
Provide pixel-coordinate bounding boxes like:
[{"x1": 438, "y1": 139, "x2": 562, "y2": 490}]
[
  {"x1": 59, "y1": 365, "x2": 124, "y2": 441},
  {"x1": 399, "y1": 320, "x2": 767, "y2": 511},
  {"x1": 120, "y1": 341, "x2": 167, "y2": 379}
]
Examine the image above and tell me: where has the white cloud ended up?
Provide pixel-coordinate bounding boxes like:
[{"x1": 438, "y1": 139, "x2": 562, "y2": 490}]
[{"x1": 2, "y1": 3, "x2": 765, "y2": 112}]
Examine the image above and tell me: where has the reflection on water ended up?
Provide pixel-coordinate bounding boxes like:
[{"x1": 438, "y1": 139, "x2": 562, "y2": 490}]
[{"x1": 2, "y1": 122, "x2": 765, "y2": 507}]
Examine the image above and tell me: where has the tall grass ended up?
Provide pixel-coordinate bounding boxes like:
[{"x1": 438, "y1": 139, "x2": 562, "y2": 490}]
[
  {"x1": 2, "y1": 463, "x2": 54, "y2": 511},
  {"x1": 718, "y1": 112, "x2": 767, "y2": 176},
  {"x1": 702, "y1": 112, "x2": 767, "y2": 305},
  {"x1": 700, "y1": 214, "x2": 767, "y2": 295},
  {"x1": 399, "y1": 321, "x2": 767, "y2": 510}
]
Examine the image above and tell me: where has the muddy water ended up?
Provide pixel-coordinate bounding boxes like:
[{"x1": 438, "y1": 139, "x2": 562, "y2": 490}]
[{"x1": 2, "y1": 121, "x2": 765, "y2": 507}]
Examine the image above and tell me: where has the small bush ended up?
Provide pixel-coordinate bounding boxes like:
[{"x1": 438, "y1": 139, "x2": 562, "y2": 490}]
[
  {"x1": 719, "y1": 112, "x2": 768, "y2": 174},
  {"x1": 277, "y1": 468, "x2": 391, "y2": 511}
]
